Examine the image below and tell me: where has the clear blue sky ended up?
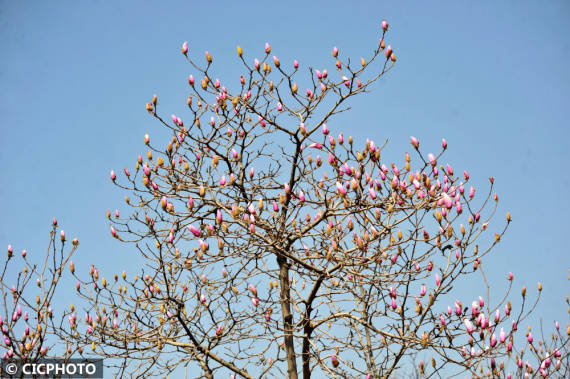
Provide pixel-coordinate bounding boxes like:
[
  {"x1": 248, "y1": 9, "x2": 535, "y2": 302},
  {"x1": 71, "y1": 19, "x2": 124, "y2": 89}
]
[{"x1": 1, "y1": 0, "x2": 568, "y2": 371}]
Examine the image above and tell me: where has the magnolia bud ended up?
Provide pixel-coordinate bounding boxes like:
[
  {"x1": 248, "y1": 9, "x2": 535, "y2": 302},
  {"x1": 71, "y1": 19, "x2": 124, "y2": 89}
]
[
  {"x1": 332, "y1": 46, "x2": 338, "y2": 57},
  {"x1": 410, "y1": 136, "x2": 419, "y2": 148}
]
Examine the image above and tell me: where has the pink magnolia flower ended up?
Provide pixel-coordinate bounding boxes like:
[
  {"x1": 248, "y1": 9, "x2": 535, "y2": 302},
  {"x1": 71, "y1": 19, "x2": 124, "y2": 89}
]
[
  {"x1": 391, "y1": 253, "x2": 398, "y2": 264},
  {"x1": 499, "y1": 328, "x2": 506, "y2": 343},
  {"x1": 410, "y1": 136, "x2": 419, "y2": 148},
  {"x1": 454, "y1": 301, "x2": 462, "y2": 316},
  {"x1": 181, "y1": 41, "x2": 188, "y2": 55},
  {"x1": 442, "y1": 193, "x2": 452, "y2": 209},
  {"x1": 456, "y1": 202, "x2": 462, "y2": 214},
  {"x1": 490, "y1": 333, "x2": 497, "y2": 347},
  {"x1": 479, "y1": 314, "x2": 488, "y2": 329},
  {"x1": 188, "y1": 225, "x2": 201, "y2": 237},
  {"x1": 249, "y1": 284, "x2": 258, "y2": 296},
  {"x1": 336, "y1": 182, "x2": 347, "y2": 196},
  {"x1": 464, "y1": 319, "x2": 474, "y2": 334},
  {"x1": 331, "y1": 355, "x2": 339, "y2": 367},
  {"x1": 471, "y1": 301, "x2": 479, "y2": 316}
]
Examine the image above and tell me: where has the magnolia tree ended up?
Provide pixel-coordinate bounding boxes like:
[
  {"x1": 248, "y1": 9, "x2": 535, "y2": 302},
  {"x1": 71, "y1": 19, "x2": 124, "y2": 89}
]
[
  {"x1": 1, "y1": 222, "x2": 79, "y2": 363},
  {"x1": 2, "y1": 20, "x2": 569, "y2": 378}
]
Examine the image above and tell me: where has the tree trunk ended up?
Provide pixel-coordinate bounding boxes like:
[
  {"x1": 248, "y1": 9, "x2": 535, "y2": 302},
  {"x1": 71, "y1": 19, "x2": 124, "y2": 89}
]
[
  {"x1": 301, "y1": 325, "x2": 312, "y2": 379},
  {"x1": 278, "y1": 256, "x2": 298, "y2": 378}
]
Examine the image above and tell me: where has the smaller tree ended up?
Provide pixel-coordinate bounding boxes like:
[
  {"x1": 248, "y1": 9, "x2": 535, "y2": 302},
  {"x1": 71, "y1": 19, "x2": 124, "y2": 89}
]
[{"x1": 1, "y1": 220, "x2": 78, "y2": 364}]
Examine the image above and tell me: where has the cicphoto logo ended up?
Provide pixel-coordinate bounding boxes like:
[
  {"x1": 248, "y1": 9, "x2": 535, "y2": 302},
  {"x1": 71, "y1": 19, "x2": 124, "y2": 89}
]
[{"x1": 1, "y1": 359, "x2": 103, "y2": 378}]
